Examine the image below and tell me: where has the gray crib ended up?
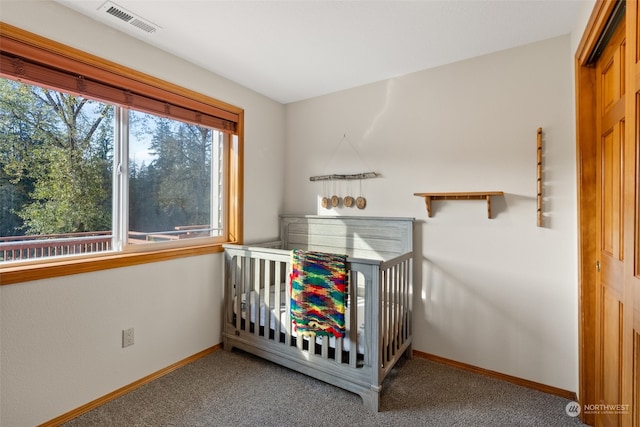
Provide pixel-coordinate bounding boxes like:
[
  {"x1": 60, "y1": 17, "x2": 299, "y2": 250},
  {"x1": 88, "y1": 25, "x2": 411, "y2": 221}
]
[{"x1": 222, "y1": 215, "x2": 414, "y2": 411}]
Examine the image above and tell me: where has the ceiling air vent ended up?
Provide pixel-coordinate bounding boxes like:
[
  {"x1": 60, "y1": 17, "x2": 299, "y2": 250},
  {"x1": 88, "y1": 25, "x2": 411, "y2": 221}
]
[{"x1": 98, "y1": 1, "x2": 160, "y2": 34}]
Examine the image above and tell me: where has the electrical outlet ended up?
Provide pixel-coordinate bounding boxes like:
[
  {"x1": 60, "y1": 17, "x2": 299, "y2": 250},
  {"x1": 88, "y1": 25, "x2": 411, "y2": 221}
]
[{"x1": 122, "y1": 328, "x2": 134, "y2": 348}]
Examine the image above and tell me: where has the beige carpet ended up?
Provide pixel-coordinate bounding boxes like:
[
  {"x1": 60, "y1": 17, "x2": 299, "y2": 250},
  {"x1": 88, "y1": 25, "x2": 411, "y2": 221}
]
[{"x1": 62, "y1": 349, "x2": 587, "y2": 427}]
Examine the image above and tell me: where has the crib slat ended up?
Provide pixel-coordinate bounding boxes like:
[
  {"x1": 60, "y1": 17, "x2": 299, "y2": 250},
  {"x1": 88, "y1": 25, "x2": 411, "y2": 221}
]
[
  {"x1": 297, "y1": 333, "x2": 304, "y2": 351},
  {"x1": 349, "y1": 269, "x2": 359, "y2": 367},
  {"x1": 384, "y1": 267, "x2": 395, "y2": 365},
  {"x1": 240, "y1": 255, "x2": 248, "y2": 332},
  {"x1": 310, "y1": 336, "x2": 314, "y2": 354},
  {"x1": 233, "y1": 255, "x2": 241, "y2": 331},
  {"x1": 264, "y1": 260, "x2": 271, "y2": 338},
  {"x1": 395, "y1": 265, "x2": 400, "y2": 352},
  {"x1": 274, "y1": 261, "x2": 282, "y2": 343},
  {"x1": 391, "y1": 267, "x2": 395, "y2": 354},
  {"x1": 245, "y1": 256, "x2": 253, "y2": 333},
  {"x1": 393, "y1": 266, "x2": 400, "y2": 356},
  {"x1": 252, "y1": 258, "x2": 259, "y2": 336},
  {"x1": 405, "y1": 258, "x2": 411, "y2": 339},
  {"x1": 395, "y1": 265, "x2": 401, "y2": 351},
  {"x1": 352, "y1": 268, "x2": 368, "y2": 368},
  {"x1": 402, "y1": 259, "x2": 409, "y2": 341},
  {"x1": 285, "y1": 261, "x2": 293, "y2": 347},
  {"x1": 392, "y1": 265, "x2": 397, "y2": 355},
  {"x1": 232, "y1": 256, "x2": 241, "y2": 330},
  {"x1": 399, "y1": 261, "x2": 404, "y2": 342},
  {"x1": 387, "y1": 266, "x2": 393, "y2": 360},
  {"x1": 408, "y1": 258, "x2": 412, "y2": 337},
  {"x1": 382, "y1": 268, "x2": 393, "y2": 365},
  {"x1": 400, "y1": 265, "x2": 404, "y2": 348},
  {"x1": 381, "y1": 268, "x2": 389, "y2": 366},
  {"x1": 388, "y1": 267, "x2": 393, "y2": 363}
]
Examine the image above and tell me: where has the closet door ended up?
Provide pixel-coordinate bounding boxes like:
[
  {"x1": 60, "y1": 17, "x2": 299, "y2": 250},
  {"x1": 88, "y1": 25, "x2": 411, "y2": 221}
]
[
  {"x1": 625, "y1": 2, "x2": 640, "y2": 426},
  {"x1": 576, "y1": 2, "x2": 639, "y2": 425},
  {"x1": 595, "y1": 17, "x2": 626, "y2": 427}
]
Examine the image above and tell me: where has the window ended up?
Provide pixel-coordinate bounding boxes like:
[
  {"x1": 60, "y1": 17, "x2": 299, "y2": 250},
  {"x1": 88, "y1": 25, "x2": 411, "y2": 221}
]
[
  {"x1": 124, "y1": 110, "x2": 226, "y2": 246},
  {"x1": 0, "y1": 23, "x2": 243, "y2": 284}
]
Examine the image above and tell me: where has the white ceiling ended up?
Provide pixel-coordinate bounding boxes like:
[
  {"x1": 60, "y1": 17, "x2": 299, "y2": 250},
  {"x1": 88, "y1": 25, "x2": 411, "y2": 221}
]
[{"x1": 53, "y1": 0, "x2": 584, "y2": 104}]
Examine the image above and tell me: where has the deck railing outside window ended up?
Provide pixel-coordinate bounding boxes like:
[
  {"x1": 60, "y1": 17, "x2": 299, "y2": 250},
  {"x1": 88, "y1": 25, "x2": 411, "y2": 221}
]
[
  {"x1": 0, "y1": 226, "x2": 219, "y2": 262},
  {"x1": 0, "y1": 232, "x2": 112, "y2": 261}
]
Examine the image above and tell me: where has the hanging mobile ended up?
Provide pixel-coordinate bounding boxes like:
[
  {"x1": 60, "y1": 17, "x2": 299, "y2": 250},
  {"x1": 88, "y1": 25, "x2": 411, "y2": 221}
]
[
  {"x1": 321, "y1": 180, "x2": 330, "y2": 209},
  {"x1": 331, "y1": 179, "x2": 341, "y2": 207},
  {"x1": 344, "y1": 179, "x2": 354, "y2": 207},
  {"x1": 309, "y1": 134, "x2": 378, "y2": 210},
  {"x1": 356, "y1": 179, "x2": 366, "y2": 209}
]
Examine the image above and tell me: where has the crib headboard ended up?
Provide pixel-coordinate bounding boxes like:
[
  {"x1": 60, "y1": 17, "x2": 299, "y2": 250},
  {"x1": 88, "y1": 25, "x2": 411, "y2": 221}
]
[{"x1": 280, "y1": 215, "x2": 413, "y2": 260}]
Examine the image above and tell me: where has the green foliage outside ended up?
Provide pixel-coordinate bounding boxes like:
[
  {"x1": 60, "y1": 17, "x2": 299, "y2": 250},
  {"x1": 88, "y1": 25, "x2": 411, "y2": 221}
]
[
  {"x1": 129, "y1": 114, "x2": 212, "y2": 233},
  {"x1": 0, "y1": 78, "x2": 213, "y2": 239}
]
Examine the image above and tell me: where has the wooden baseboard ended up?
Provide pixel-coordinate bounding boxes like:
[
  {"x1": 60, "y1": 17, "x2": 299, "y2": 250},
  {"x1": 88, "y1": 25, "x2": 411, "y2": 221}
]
[
  {"x1": 39, "y1": 344, "x2": 221, "y2": 427},
  {"x1": 413, "y1": 350, "x2": 578, "y2": 401}
]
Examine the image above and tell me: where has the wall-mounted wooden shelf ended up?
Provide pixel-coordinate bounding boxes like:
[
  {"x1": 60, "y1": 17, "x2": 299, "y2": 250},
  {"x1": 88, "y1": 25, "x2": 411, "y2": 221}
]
[{"x1": 413, "y1": 191, "x2": 504, "y2": 219}]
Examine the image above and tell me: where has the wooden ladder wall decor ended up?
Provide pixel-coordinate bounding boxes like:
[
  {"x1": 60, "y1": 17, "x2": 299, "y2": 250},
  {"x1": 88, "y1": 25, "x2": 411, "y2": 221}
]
[{"x1": 536, "y1": 127, "x2": 543, "y2": 227}]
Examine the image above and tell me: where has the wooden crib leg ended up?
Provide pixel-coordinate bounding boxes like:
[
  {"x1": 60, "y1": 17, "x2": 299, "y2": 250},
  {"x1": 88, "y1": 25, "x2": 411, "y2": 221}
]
[
  {"x1": 361, "y1": 385, "x2": 381, "y2": 412},
  {"x1": 222, "y1": 335, "x2": 234, "y2": 352},
  {"x1": 404, "y1": 343, "x2": 413, "y2": 360}
]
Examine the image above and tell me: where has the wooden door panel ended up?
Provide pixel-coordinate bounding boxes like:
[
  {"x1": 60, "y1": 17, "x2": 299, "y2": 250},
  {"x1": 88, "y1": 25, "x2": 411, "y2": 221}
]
[
  {"x1": 595, "y1": 16, "x2": 626, "y2": 427},
  {"x1": 602, "y1": 49, "x2": 624, "y2": 115},
  {"x1": 601, "y1": 124, "x2": 624, "y2": 261},
  {"x1": 600, "y1": 287, "x2": 623, "y2": 404}
]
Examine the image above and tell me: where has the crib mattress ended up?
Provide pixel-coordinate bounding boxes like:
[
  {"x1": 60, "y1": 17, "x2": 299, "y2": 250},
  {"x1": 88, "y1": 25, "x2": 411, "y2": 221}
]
[{"x1": 234, "y1": 288, "x2": 365, "y2": 353}]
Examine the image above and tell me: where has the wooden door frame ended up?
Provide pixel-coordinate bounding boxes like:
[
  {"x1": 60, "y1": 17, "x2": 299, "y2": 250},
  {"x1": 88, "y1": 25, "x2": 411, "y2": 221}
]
[{"x1": 575, "y1": 1, "x2": 623, "y2": 425}]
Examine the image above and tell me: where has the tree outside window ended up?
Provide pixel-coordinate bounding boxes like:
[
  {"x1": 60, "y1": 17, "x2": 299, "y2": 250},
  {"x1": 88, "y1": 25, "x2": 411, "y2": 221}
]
[{"x1": 0, "y1": 79, "x2": 225, "y2": 261}]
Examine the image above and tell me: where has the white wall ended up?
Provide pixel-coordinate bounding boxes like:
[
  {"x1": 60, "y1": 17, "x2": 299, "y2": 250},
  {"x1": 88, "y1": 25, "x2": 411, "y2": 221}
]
[
  {"x1": 2, "y1": 256, "x2": 222, "y2": 425},
  {"x1": 0, "y1": 2, "x2": 285, "y2": 426},
  {"x1": 285, "y1": 35, "x2": 578, "y2": 392}
]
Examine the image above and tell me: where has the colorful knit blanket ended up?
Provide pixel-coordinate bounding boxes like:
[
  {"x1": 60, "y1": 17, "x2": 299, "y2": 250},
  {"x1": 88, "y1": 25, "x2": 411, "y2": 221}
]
[{"x1": 290, "y1": 249, "x2": 347, "y2": 338}]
